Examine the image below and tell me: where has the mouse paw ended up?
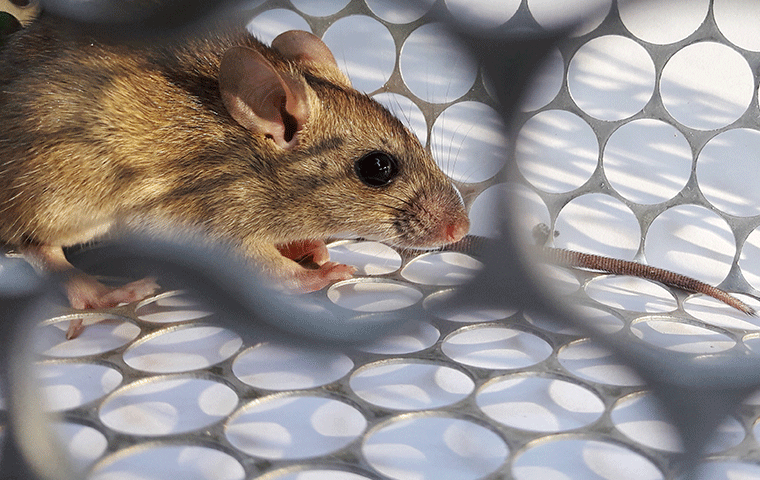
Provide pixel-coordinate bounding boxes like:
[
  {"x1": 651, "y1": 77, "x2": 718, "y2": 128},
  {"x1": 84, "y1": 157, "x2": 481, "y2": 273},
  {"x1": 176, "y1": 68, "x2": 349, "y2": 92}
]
[
  {"x1": 64, "y1": 274, "x2": 160, "y2": 339},
  {"x1": 293, "y1": 261, "x2": 356, "y2": 293},
  {"x1": 98, "y1": 277, "x2": 160, "y2": 306},
  {"x1": 65, "y1": 273, "x2": 159, "y2": 309}
]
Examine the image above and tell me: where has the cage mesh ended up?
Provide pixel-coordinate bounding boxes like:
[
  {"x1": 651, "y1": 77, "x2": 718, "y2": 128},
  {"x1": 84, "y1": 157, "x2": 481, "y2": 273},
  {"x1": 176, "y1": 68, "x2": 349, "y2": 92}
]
[{"x1": 5, "y1": 0, "x2": 760, "y2": 479}]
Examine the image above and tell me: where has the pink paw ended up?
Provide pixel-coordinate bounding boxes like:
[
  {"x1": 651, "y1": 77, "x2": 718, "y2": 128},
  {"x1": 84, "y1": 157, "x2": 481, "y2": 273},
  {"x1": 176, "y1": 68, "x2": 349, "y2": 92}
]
[
  {"x1": 64, "y1": 274, "x2": 160, "y2": 339},
  {"x1": 294, "y1": 261, "x2": 356, "y2": 293},
  {"x1": 99, "y1": 277, "x2": 160, "y2": 306}
]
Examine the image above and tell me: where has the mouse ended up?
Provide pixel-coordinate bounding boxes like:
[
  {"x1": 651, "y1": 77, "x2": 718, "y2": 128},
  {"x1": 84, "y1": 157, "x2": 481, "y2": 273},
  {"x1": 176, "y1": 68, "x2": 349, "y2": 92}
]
[
  {"x1": 0, "y1": 13, "x2": 471, "y2": 338},
  {"x1": 3, "y1": 11, "x2": 749, "y2": 343}
]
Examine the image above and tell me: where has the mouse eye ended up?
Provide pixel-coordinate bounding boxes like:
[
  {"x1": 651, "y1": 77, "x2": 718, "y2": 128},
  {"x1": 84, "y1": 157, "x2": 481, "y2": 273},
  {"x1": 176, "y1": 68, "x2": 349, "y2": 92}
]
[{"x1": 354, "y1": 151, "x2": 399, "y2": 187}]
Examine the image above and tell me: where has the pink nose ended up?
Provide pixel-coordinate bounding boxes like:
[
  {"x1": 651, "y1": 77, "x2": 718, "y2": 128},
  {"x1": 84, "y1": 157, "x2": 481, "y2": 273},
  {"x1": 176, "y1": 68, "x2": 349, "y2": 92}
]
[{"x1": 445, "y1": 218, "x2": 469, "y2": 243}]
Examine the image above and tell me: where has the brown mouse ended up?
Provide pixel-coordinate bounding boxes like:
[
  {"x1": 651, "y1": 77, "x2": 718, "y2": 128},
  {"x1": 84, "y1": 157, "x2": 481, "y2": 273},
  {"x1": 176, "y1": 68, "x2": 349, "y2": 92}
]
[{"x1": 0, "y1": 14, "x2": 470, "y2": 337}]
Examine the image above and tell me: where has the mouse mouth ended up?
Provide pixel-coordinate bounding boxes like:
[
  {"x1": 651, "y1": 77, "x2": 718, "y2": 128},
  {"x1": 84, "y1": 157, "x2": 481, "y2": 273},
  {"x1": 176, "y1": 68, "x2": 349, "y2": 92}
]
[{"x1": 387, "y1": 215, "x2": 470, "y2": 250}]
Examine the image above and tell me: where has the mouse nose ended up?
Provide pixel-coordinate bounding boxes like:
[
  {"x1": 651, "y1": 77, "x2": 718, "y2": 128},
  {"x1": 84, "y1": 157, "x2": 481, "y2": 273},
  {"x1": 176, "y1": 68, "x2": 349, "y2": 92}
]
[{"x1": 445, "y1": 217, "x2": 469, "y2": 243}]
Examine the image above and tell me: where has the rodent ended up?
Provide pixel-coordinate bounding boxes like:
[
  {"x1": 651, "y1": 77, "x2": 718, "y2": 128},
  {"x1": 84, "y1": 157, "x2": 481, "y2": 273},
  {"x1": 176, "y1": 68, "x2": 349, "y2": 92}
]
[
  {"x1": 0, "y1": 13, "x2": 470, "y2": 337},
  {"x1": 1, "y1": 11, "x2": 750, "y2": 343}
]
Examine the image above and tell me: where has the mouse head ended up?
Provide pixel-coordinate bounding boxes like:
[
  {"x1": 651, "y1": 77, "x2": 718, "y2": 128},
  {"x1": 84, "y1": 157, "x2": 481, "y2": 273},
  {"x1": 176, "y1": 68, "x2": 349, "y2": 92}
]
[{"x1": 219, "y1": 30, "x2": 469, "y2": 248}]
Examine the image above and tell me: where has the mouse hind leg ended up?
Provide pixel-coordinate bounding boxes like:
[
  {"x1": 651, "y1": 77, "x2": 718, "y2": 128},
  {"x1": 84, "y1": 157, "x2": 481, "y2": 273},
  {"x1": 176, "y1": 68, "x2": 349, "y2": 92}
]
[{"x1": 20, "y1": 244, "x2": 159, "y2": 338}]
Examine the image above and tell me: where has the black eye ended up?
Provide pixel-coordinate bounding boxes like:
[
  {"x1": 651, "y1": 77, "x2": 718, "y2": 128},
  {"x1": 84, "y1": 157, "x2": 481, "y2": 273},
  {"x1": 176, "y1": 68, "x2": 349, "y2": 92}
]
[{"x1": 354, "y1": 151, "x2": 399, "y2": 187}]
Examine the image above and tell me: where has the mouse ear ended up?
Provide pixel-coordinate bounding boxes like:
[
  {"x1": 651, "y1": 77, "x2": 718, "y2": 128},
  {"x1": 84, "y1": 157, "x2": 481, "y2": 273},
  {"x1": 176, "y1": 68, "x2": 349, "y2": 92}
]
[
  {"x1": 219, "y1": 46, "x2": 310, "y2": 149},
  {"x1": 271, "y1": 30, "x2": 352, "y2": 88}
]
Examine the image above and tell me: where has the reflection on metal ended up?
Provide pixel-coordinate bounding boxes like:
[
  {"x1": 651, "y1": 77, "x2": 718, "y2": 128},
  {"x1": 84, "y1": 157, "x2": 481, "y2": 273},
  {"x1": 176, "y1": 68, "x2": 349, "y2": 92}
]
[{"x1": 4, "y1": 1, "x2": 760, "y2": 480}]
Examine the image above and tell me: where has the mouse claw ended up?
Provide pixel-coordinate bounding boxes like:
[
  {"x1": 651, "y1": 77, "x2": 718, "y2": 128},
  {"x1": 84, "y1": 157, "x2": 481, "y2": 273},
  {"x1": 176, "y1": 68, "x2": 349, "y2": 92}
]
[
  {"x1": 66, "y1": 318, "x2": 85, "y2": 340},
  {"x1": 321, "y1": 261, "x2": 357, "y2": 279}
]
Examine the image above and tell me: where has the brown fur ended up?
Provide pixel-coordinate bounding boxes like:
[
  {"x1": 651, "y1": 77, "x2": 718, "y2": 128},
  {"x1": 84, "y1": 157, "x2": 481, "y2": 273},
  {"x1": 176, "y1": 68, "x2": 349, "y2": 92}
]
[{"x1": 0, "y1": 14, "x2": 469, "y2": 285}]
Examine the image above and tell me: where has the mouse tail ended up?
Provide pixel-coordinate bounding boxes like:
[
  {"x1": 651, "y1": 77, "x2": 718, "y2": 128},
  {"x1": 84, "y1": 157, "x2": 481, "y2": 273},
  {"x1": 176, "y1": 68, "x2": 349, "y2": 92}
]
[
  {"x1": 445, "y1": 235, "x2": 756, "y2": 316},
  {"x1": 545, "y1": 247, "x2": 756, "y2": 316}
]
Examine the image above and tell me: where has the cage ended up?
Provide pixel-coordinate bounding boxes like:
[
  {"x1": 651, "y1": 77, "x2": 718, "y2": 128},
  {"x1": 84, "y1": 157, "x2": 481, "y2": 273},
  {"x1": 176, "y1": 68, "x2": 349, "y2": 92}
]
[{"x1": 4, "y1": 1, "x2": 760, "y2": 479}]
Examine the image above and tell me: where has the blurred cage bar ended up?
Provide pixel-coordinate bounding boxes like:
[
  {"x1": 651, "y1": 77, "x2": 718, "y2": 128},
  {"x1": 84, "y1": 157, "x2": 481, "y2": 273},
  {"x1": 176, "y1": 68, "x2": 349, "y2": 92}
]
[{"x1": 5, "y1": 0, "x2": 760, "y2": 479}]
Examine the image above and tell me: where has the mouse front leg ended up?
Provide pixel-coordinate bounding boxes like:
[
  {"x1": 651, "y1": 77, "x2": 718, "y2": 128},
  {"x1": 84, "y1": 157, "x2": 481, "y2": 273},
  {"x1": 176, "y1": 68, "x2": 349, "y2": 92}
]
[
  {"x1": 20, "y1": 244, "x2": 159, "y2": 338},
  {"x1": 246, "y1": 240, "x2": 356, "y2": 293},
  {"x1": 277, "y1": 239, "x2": 331, "y2": 265}
]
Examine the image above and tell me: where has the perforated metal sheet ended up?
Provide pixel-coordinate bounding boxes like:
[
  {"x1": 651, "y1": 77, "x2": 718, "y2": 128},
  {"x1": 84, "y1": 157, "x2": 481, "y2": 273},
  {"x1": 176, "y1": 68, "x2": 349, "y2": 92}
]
[{"x1": 6, "y1": 1, "x2": 760, "y2": 479}]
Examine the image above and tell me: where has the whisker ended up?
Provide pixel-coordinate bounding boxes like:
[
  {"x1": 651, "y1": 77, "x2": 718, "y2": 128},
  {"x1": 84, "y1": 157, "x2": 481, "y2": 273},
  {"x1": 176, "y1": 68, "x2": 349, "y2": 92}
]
[
  {"x1": 393, "y1": 93, "x2": 414, "y2": 132},
  {"x1": 378, "y1": 191, "x2": 434, "y2": 219},
  {"x1": 377, "y1": 191, "x2": 415, "y2": 211},
  {"x1": 378, "y1": 202, "x2": 405, "y2": 214}
]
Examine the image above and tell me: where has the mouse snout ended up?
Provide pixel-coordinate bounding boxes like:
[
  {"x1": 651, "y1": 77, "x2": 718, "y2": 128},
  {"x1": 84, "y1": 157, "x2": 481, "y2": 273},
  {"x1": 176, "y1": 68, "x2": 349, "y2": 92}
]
[
  {"x1": 395, "y1": 185, "x2": 469, "y2": 248},
  {"x1": 445, "y1": 215, "x2": 470, "y2": 244}
]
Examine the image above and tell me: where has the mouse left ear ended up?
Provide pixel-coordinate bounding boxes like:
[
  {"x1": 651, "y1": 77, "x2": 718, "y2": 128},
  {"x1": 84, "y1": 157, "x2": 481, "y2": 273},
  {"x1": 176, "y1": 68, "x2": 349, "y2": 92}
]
[{"x1": 272, "y1": 30, "x2": 352, "y2": 88}]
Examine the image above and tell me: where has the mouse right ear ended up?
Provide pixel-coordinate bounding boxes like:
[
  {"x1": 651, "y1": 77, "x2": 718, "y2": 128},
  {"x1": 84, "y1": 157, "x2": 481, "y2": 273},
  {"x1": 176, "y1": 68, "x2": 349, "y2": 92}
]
[
  {"x1": 219, "y1": 46, "x2": 310, "y2": 150},
  {"x1": 272, "y1": 31, "x2": 352, "y2": 89}
]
